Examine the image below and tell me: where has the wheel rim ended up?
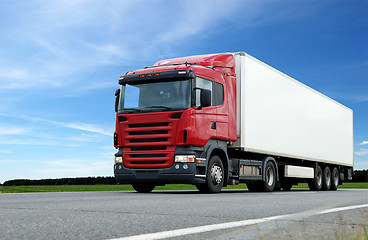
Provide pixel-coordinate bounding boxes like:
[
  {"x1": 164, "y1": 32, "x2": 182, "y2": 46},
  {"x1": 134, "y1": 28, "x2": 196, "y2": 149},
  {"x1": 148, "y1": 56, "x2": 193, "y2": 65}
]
[
  {"x1": 333, "y1": 169, "x2": 339, "y2": 186},
  {"x1": 266, "y1": 167, "x2": 274, "y2": 186},
  {"x1": 316, "y1": 169, "x2": 322, "y2": 187},
  {"x1": 325, "y1": 169, "x2": 331, "y2": 187},
  {"x1": 210, "y1": 163, "x2": 223, "y2": 186}
]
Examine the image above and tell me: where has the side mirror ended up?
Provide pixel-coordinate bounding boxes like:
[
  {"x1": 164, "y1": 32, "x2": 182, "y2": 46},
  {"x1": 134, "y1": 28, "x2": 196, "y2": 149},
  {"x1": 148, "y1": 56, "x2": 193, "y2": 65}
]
[
  {"x1": 115, "y1": 88, "x2": 120, "y2": 113},
  {"x1": 196, "y1": 88, "x2": 211, "y2": 110},
  {"x1": 200, "y1": 88, "x2": 211, "y2": 109}
]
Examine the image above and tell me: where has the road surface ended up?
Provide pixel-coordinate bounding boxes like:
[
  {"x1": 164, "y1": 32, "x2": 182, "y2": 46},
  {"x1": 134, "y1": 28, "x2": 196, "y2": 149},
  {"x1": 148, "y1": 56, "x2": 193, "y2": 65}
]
[{"x1": 1, "y1": 189, "x2": 367, "y2": 239}]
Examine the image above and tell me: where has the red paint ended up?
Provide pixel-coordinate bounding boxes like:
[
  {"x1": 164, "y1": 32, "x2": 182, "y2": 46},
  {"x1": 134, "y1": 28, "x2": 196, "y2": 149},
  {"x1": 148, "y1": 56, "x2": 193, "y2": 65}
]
[{"x1": 115, "y1": 53, "x2": 237, "y2": 168}]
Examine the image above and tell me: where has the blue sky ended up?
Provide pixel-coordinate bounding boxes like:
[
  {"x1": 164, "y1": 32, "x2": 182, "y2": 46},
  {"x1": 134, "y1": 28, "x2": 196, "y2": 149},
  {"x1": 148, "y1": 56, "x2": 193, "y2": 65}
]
[{"x1": 0, "y1": 0, "x2": 367, "y2": 183}]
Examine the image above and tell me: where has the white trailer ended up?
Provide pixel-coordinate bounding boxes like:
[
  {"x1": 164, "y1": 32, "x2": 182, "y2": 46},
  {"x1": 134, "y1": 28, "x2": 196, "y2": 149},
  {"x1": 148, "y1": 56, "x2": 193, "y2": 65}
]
[{"x1": 232, "y1": 52, "x2": 353, "y2": 191}]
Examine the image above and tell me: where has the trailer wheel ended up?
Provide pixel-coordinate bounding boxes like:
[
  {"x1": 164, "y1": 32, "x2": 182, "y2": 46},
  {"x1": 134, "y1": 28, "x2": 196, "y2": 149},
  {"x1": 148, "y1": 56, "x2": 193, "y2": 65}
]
[
  {"x1": 308, "y1": 165, "x2": 322, "y2": 191},
  {"x1": 132, "y1": 183, "x2": 155, "y2": 193},
  {"x1": 205, "y1": 155, "x2": 224, "y2": 193},
  {"x1": 330, "y1": 167, "x2": 339, "y2": 191},
  {"x1": 263, "y1": 161, "x2": 276, "y2": 192},
  {"x1": 322, "y1": 166, "x2": 331, "y2": 191}
]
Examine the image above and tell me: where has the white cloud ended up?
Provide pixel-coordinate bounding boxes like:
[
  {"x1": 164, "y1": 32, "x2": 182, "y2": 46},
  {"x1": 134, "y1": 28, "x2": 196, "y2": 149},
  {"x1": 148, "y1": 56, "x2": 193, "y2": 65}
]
[
  {"x1": 0, "y1": 127, "x2": 28, "y2": 136},
  {"x1": 16, "y1": 114, "x2": 112, "y2": 136},
  {"x1": 0, "y1": 150, "x2": 12, "y2": 154},
  {"x1": 37, "y1": 159, "x2": 112, "y2": 177},
  {"x1": 62, "y1": 133, "x2": 100, "y2": 143},
  {"x1": 0, "y1": 69, "x2": 29, "y2": 80},
  {"x1": 0, "y1": 114, "x2": 112, "y2": 149},
  {"x1": 354, "y1": 160, "x2": 368, "y2": 170},
  {"x1": 355, "y1": 149, "x2": 368, "y2": 156},
  {"x1": 63, "y1": 122, "x2": 111, "y2": 136},
  {"x1": 0, "y1": 0, "x2": 246, "y2": 91},
  {"x1": 1, "y1": 0, "x2": 318, "y2": 94},
  {"x1": 358, "y1": 141, "x2": 368, "y2": 145},
  {"x1": 0, "y1": 137, "x2": 79, "y2": 147}
]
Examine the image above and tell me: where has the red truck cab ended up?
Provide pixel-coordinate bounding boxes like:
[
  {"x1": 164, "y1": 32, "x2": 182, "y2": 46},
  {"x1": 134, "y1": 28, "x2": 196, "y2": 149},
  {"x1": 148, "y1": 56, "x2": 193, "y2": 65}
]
[{"x1": 113, "y1": 53, "x2": 237, "y2": 192}]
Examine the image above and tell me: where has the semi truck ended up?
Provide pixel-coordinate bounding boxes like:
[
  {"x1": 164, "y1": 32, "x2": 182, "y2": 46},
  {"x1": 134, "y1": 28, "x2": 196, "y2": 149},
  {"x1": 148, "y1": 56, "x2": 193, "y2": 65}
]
[{"x1": 113, "y1": 52, "x2": 354, "y2": 193}]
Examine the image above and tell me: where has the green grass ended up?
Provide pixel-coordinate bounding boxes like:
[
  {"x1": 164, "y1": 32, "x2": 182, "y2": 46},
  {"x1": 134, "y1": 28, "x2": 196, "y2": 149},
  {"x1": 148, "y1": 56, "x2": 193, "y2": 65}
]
[
  {"x1": 0, "y1": 182, "x2": 367, "y2": 193},
  {"x1": 292, "y1": 182, "x2": 368, "y2": 189},
  {"x1": 0, "y1": 185, "x2": 133, "y2": 193}
]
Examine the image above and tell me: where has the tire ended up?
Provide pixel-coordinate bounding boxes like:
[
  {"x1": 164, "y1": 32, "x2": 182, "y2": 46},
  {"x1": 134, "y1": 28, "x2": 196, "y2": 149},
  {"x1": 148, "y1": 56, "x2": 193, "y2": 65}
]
[
  {"x1": 205, "y1": 155, "x2": 224, "y2": 193},
  {"x1": 322, "y1": 166, "x2": 331, "y2": 191},
  {"x1": 308, "y1": 165, "x2": 322, "y2": 191},
  {"x1": 263, "y1": 161, "x2": 276, "y2": 192},
  {"x1": 132, "y1": 183, "x2": 155, "y2": 193},
  {"x1": 330, "y1": 167, "x2": 339, "y2": 191}
]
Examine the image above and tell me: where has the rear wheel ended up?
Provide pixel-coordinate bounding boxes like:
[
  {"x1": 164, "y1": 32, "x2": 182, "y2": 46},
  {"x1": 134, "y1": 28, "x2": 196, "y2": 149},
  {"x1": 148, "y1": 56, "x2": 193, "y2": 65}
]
[
  {"x1": 330, "y1": 167, "x2": 339, "y2": 191},
  {"x1": 308, "y1": 165, "x2": 322, "y2": 191},
  {"x1": 263, "y1": 161, "x2": 276, "y2": 192},
  {"x1": 132, "y1": 183, "x2": 155, "y2": 193},
  {"x1": 247, "y1": 159, "x2": 277, "y2": 192},
  {"x1": 322, "y1": 166, "x2": 331, "y2": 191}
]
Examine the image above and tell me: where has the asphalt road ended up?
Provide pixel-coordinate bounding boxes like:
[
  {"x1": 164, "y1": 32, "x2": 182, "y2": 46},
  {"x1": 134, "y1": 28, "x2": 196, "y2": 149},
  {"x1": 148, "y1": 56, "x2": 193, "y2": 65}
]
[{"x1": 1, "y1": 188, "x2": 367, "y2": 240}]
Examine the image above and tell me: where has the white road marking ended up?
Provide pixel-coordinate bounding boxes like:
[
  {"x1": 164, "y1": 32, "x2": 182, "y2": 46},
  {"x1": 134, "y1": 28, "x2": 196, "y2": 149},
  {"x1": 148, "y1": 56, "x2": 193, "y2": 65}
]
[
  {"x1": 319, "y1": 203, "x2": 368, "y2": 214},
  {"x1": 109, "y1": 203, "x2": 368, "y2": 240},
  {"x1": 272, "y1": 191, "x2": 316, "y2": 195}
]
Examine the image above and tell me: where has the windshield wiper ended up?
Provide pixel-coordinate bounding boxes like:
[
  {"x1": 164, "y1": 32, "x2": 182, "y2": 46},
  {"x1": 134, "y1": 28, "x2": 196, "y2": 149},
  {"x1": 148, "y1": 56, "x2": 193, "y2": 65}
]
[
  {"x1": 145, "y1": 106, "x2": 173, "y2": 110},
  {"x1": 122, "y1": 108, "x2": 142, "y2": 112}
]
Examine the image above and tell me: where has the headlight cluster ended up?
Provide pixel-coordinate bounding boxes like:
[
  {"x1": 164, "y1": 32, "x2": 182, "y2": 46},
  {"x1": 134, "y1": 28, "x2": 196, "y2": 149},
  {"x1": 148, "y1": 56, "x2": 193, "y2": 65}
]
[
  {"x1": 114, "y1": 156, "x2": 123, "y2": 163},
  {"x1": 174, "y1": 155, "x2": 195, "y2": 163}
]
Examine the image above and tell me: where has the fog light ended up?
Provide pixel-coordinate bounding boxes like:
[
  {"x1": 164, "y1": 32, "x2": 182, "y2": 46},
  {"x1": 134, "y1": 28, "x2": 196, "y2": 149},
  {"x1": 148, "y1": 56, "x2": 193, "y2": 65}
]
[
  {"x1": 175, "y1": 164, "x2": 180, "y2": 169},
  {"x1": 114, "y1": 156, "x2": 123, "y2": 164},
  {"x1": 175, "y1": 155, "x2": 195, "y2": 163},
  {"x1": 183, "y1": 164, "x2": 188, "y2": 170}
]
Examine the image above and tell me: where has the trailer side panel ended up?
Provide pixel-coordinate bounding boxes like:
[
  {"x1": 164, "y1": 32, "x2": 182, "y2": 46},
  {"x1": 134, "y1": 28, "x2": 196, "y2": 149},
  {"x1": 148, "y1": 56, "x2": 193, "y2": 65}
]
[{"x1": 235, "y1": 53, "x2": 353, "y2": 167}]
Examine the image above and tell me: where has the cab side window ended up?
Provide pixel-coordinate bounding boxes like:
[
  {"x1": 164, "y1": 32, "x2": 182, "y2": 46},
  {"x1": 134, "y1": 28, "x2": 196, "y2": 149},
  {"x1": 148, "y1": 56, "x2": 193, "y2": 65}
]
[
  {"x1": 213, "y1": 82, "x2": 224, "y2": 106},
  {"x1": 195, "y1": 77, "x2": 224, "y2": 107}
]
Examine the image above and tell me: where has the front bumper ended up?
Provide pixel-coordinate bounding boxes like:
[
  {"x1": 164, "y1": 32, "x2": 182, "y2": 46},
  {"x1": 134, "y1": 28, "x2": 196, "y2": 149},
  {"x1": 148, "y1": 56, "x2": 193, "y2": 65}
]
[
  {"x1": 114, "y1": 145, "x2": 207, "y2": 184},
  {"x1": 114, "y1": 161, "x2": 206, "y2": 185}
]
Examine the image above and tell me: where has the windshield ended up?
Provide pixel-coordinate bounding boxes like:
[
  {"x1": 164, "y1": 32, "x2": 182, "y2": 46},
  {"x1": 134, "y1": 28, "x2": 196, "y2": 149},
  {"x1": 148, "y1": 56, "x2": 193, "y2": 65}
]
[{"x1": 118, "y1": 80, "x2": 192, "y2": 114}]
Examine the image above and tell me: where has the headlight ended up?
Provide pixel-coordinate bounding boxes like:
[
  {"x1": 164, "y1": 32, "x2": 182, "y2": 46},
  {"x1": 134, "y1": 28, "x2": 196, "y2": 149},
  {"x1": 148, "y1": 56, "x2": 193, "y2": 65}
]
[
  {"x1": 114, "y1": 156, "x2": 123, "y2": 163},
  {"x1": 175, "y1": 155, "x2": 195, "y2": 163}
]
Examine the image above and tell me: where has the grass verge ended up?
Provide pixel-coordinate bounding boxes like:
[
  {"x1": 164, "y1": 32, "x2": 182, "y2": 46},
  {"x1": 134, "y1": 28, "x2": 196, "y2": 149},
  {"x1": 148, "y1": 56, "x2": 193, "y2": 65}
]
[{"x1": 0, "y1": 182, "x2": 367, "y2": 193}]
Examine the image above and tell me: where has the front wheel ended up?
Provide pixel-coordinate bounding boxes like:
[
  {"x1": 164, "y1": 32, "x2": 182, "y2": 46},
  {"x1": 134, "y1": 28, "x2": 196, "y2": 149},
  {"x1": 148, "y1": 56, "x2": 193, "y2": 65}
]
[
  {"x1": 132, "y1": 183, "x2": 155, "y2": 193},
  {"x1": 204, "y1": 155, "x2": 224, "y2": 193}
]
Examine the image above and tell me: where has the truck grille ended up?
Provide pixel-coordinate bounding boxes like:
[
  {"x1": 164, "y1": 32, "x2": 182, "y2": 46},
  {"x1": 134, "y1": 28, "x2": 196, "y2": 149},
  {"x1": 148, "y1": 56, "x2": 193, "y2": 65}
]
[
  {"x1": 120, "y1": 118, "x2": 178, "y2": 168},
  {"x1": 129, "y1": 122, "x2": 169, "y2": 128}
]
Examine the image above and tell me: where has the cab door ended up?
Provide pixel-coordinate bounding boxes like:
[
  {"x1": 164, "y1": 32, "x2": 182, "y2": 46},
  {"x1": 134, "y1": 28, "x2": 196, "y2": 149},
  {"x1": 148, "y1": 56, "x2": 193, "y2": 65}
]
[
  {"x1": 213, "y1": 80, "x2": 229, "y2": 140},
  {"x1": 194, "y1": 77, "x2": 217, "y2": 146}
]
